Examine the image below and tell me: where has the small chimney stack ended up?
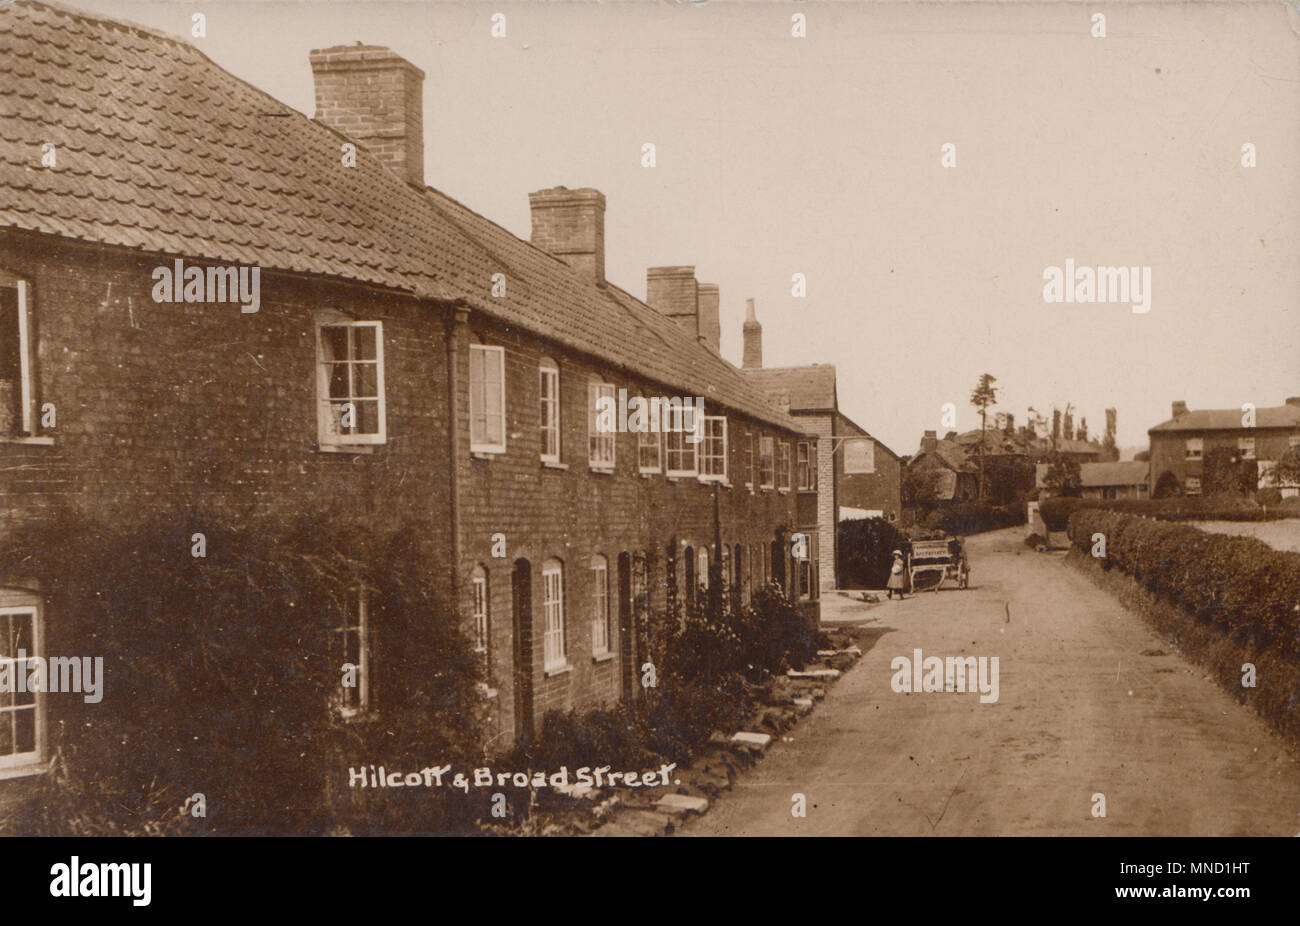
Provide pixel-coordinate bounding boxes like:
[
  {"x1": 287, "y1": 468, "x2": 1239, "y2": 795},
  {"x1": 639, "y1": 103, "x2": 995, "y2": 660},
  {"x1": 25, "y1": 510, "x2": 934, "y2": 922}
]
[
  {"x1": 309, "y1": 44, "x2": 425, "y2": 187},
  {"x1": 646, "y1": 267, "x2": 698, "y2": 336},
  {"x1": 742, "y1": 298, "x2": 763, "y2": 369},
  {"x1": 528, "y1": 187, "x2": 606, "y2": 286},
  {"x1": 1171, "y1": 400, "x2": 1188, "y2": 418},
  {"x1": 922, "y1": 430, "x2": 937, "y2": 453},
  {"x1": 1285, "y1": 396, "x2": 1300, "y2": 408},
  {"x1": 696, "y1": 283, "x2": 720, "y2": 351}
]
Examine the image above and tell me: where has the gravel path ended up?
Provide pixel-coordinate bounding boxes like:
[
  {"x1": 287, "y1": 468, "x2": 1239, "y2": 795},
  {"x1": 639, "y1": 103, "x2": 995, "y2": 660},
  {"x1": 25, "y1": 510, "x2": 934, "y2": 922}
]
[{"x1": 679, "y1": 528, "x2": 1300, "y2": 836}]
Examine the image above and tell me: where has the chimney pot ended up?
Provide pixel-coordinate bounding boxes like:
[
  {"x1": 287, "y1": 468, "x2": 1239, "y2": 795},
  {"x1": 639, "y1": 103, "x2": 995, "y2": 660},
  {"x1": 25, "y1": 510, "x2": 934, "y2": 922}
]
[
  {"x1": 742, "y1": 298, "x2": 763, "y2": 369},
  {"x1": 922, "y1": 430, "x2": 937, "y2": 453}
]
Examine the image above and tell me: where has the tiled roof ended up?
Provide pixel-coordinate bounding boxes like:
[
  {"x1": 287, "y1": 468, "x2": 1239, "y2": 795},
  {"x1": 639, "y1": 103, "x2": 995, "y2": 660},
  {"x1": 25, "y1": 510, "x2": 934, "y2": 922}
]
[
  {"x1": 1149, "y1": 404, "x2": 1300, "y2": 433},
  {"x1": 909, "y1": 440, "x2": 974, "y2": 473},
  {"x1": 742, "y1": 365, "x2": 838, "y2": 412},
  {"x1": 1035, "y1": 461, "x2": 1149, "y2": 489},
  {"x1": 0, "y1": 1, "x2": 807, "y2": 434}
]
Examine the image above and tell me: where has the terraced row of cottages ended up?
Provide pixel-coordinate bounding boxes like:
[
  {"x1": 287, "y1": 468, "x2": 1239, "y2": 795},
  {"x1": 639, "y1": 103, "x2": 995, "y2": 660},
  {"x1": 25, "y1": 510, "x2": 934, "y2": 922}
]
[{"x1": 0, "y1": 0, "x2": 831, "y2": 782}]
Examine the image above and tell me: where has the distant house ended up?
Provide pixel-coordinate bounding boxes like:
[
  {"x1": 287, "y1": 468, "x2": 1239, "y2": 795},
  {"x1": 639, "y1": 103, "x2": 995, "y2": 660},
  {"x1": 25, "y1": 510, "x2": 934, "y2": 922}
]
[
  {"x1": 741, "y1": 307, "x2": 901, "y2": 591},
  {"x1": 1147, "y1": 398, "x2": 1300, "y2": 497},
  {"x1": 906, "y1": 431, "x2": 979, "y2": 503},
  {"x1": 1030, "y1": 437, "x2": 1111, "y2": 464},
  {"x1": 1036, "y1": 461, "x2": 1149, "y2": 500}
]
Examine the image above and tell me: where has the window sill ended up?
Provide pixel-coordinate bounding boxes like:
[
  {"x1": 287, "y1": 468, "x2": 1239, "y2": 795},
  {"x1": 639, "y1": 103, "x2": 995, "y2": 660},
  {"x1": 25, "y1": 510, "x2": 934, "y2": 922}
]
[
  {"x1": 318, "y1": 443, "x2": 378, "y2": 455},
  {"x1": 0, "y1": 435, "x2": 54, "y2": 446},
  {"x1": 476, "y1": 683, "x2": 499, "y2": 700},
  {"x1": 541, "y1": 458, "x2": 568, "y2": 470},
  {"x1": 666, "y1": 472, "x2": 696, "y2": 482},
  {"x1": 778, "y1": 488, "x2": 791, "y2": 495},
  {"x1": 589, "y1": 465, "x2": 615, "y2": 475},
  {"x1": 472, "y1": 449, "x2": 503, "y2": 460},
  {"x1": 760, "y1": 485, "x2": 774, "y2": 492},
  {"x1": 0, "y1": 761, "x2": 49, "y2": 781},
  {"x1": 592, "y1": 651, "x2": 615, "y2": 664},
  {"x1": 544, "y1": 663, "x2": 573, "y2": 678},
  {"x1": 638, "y1": 469, "x2": 661, "y2": 478}
]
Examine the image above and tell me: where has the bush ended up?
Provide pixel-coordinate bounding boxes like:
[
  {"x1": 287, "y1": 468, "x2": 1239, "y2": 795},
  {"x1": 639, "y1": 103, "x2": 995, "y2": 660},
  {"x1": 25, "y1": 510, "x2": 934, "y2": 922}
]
[
  {"x1": 1041, "y1": 493, "x2": 1300, "y2": 524},
  {"x1": 1024, "y1": 533, "x2": 1047, "y2": 552},
  {"x1": 837, "y1": 517, "x2": 906, "y2": 588},
  {"x1": 1066, "y1": 509, "x2": 1300, "y2": 656},
  {"x1": 923, "y1": 502, "x2": 1024, "y2": 535},
  {"x1": 502, "y1": 580, "x2": 810, "y2": 813},
  {"x1": 1256, "y1": 487, "x2": 1284, "y2": 507},
  {"x1": 0, "y1": 508, "x2": 484, "y2": 836},
  {"x1": 1040, "y1": 496, "x2": 1092, "y2": 531}
]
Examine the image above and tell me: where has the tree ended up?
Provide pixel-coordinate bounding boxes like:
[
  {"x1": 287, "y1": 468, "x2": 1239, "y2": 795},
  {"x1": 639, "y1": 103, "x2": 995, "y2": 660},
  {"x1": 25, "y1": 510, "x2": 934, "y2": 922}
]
[
  {"x1": 1040, "y1": 451, "x2": 1082, "y2": 498},
  {"x1": 903, "y1": 466, "x2": 947, "y2": 513},
  {"x1": 1265, "y1": 446, "x2": 1300, "y2": 491},
  {"x1": 969, "y1": 374, "x2": 998, "y2": 501},
  {"x1": 1078, "y1": 417, "x2": 1088, "y2": 442},
  {"x1": 1103, "y1": 408, "x2": 1118, "y2": 458},
  {"x1": 1203, "y1": 447, "x2": 1254, "y2": 496}
]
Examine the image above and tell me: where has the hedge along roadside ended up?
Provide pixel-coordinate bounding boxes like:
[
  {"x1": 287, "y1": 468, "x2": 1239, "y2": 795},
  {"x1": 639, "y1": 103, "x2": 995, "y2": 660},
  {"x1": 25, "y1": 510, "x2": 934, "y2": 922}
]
[
  {"x1": 1066, "y1": 509, "x2": 1300, "y2": 658},
  {"x1": 1042, "y1": 494, "x2": 1300, "y2": 530}
]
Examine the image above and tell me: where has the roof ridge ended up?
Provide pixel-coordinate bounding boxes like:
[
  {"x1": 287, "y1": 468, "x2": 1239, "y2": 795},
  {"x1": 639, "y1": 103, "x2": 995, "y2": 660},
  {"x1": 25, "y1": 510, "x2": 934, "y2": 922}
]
[{"x1": 16, "y1": 0, "x2": 208, "y2": 57}]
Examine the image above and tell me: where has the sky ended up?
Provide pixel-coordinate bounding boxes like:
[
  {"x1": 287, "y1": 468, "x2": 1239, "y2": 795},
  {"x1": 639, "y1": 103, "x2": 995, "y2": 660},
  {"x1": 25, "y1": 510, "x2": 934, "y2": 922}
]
[{"x1": 66, "y1": 0, "x2": 1300, "y2": 455}]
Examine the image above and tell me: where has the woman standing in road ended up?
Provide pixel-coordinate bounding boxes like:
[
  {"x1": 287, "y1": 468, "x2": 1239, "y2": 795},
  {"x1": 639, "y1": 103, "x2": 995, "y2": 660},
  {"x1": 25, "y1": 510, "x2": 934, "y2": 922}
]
[{"x1": 887, "y1": 549, "x2": 907, "y2": 600}]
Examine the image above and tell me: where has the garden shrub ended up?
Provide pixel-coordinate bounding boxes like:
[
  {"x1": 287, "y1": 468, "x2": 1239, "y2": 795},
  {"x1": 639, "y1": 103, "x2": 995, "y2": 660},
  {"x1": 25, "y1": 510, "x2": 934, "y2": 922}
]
[{"x1": 837, "y1": 517, "x2": 907, "y2": 588}]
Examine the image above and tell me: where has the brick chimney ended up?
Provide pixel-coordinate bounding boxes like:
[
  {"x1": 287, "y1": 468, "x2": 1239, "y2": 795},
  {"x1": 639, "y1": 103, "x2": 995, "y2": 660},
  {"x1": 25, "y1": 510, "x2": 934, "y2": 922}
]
[
  {"x1": 646, "y1": 267, "x2": 698, "y2": 337},
  {"x1": 742, "y1": 298, "x2": 762, "y2": 369},
  {"x1": 1171, "y1": 400, "x2": 1188, "y2": 418},
  {"x1": 697, "y1": 283, "x2": 720, "y2": 351},
  {"x1": 528, "y1": 187, "x2": 606, "y2": 286},
  {"x1": 921, "y1": 430, "x2": 937, "y2": 453},
  {"x1": 309, "y1": 44, "x2": 425, "y2": 187}
]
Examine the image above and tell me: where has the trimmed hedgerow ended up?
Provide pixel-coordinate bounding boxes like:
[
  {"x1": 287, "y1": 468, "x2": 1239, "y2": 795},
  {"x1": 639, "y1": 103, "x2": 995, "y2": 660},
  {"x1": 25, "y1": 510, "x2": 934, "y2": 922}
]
[
  {"x1": 0, "y1": 507, "x2": 485, "y2": 836},
  {"x1": 1066, "y1": 509, "x2": 1300, "y2": 657},
  {"x1": 1043, "y1": 493, "x2": 1300, "y2": 525}
]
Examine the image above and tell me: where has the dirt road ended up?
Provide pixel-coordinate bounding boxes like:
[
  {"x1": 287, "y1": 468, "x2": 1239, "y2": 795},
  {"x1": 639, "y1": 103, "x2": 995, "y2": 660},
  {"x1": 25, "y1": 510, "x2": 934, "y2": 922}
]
[{"x1": 680, "y1": 528, "x2": 1300, "y2": 836}]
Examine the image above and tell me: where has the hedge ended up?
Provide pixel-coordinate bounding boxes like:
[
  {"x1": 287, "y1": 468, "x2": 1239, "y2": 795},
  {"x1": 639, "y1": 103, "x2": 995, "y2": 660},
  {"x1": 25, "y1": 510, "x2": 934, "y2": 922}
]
[
  {"x1": 1042, "y1": 493, "x2": 1300, "y2": 528},
  {"x1": 915, "y1": 502, "x2": 1024, "y2": 536},
  {"x1": 1066, "y1": 509, "x2": 1300, "y2": 656}
]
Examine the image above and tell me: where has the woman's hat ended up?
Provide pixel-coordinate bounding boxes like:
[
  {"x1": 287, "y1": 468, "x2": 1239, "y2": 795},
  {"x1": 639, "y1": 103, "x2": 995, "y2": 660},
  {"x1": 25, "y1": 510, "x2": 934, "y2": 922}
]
[{"x1": 891, "y1": 550, "x2": 903, "y2": 556}]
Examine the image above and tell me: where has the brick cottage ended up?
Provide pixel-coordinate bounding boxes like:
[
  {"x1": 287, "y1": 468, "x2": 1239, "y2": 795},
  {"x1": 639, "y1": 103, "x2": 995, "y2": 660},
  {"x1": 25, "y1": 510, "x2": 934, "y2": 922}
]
[{"x1": 0, "y1": 0, "x2": 821, "y2": 792}]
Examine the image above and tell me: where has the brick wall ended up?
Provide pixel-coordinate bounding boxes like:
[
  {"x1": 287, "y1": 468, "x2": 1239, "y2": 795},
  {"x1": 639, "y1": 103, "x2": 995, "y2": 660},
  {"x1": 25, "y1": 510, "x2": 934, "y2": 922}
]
[
  {"x1": 1149, "y1": 428, "x2": 1298, "y2": 495},
  {"x1": 836, "y1": 412, "x2": 901, "y2": 519},
  {"x1": 457, "y1": 314, "x2": 807, "y2": 744}
]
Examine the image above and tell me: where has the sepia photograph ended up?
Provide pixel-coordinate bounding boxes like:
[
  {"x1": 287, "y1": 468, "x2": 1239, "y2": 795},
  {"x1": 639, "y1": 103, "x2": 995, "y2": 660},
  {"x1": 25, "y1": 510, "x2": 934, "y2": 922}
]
[{"x1": 0, "y1": 0, "x2": 1297, "y2": 907}]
